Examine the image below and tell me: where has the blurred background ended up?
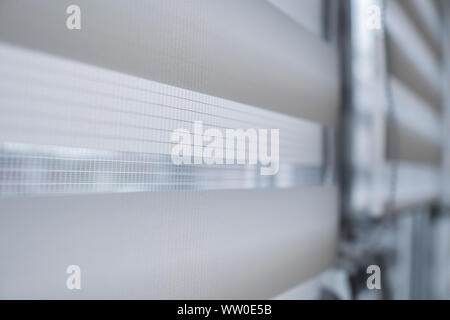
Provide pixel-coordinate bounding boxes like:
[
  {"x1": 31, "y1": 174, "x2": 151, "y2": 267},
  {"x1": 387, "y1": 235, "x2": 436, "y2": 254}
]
[{"x1": 0, "y1": 0, "x2": 449, "y2": 300}]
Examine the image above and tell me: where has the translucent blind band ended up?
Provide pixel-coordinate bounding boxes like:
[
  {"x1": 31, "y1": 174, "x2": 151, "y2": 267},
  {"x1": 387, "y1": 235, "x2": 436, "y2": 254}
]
[
  {"x1": 0, "y1": 43, "x2": 335, "y2": 197},
  {"x1": 352, "y1": 162, "x2": 440, "y2": 212}
]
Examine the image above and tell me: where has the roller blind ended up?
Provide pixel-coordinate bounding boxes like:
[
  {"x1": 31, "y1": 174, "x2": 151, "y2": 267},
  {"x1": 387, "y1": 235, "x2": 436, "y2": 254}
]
[
  {"x1": 347, "y1": 0, "x2": 446, "y2": 216},
  {"x1": 385, "y1": 0, "x2": 443, "y2": 208},
  {"x1": 0, "y1": 0, "x2": 340, "y2": 299}
]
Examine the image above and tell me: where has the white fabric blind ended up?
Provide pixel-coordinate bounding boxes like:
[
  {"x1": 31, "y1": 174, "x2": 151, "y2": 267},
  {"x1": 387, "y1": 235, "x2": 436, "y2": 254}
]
[
  {"x1": 266, "y1": 0, "x2": 324, "y2": 37},
  {"x1": 0, "y1": 187, "x2": 338, "y2": 299},
  {"x1": 388, "y1": 77, "x2": 441, "y2": 165},
  {"x1": 0, "y1": 0, "x2": 339, "y2": 299},
  {"x1": 396, "y1": 0, "x2": 442, "y2": 53},
  {"x1": 385, "y1": 0, "x2": 443, "y2": 208},
  {"x1": 386, "y1": 0, "x2": 441, "y2": 110},
  {"x1": 0, "y1": 0, "x2": 339, "y2": 126}
]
